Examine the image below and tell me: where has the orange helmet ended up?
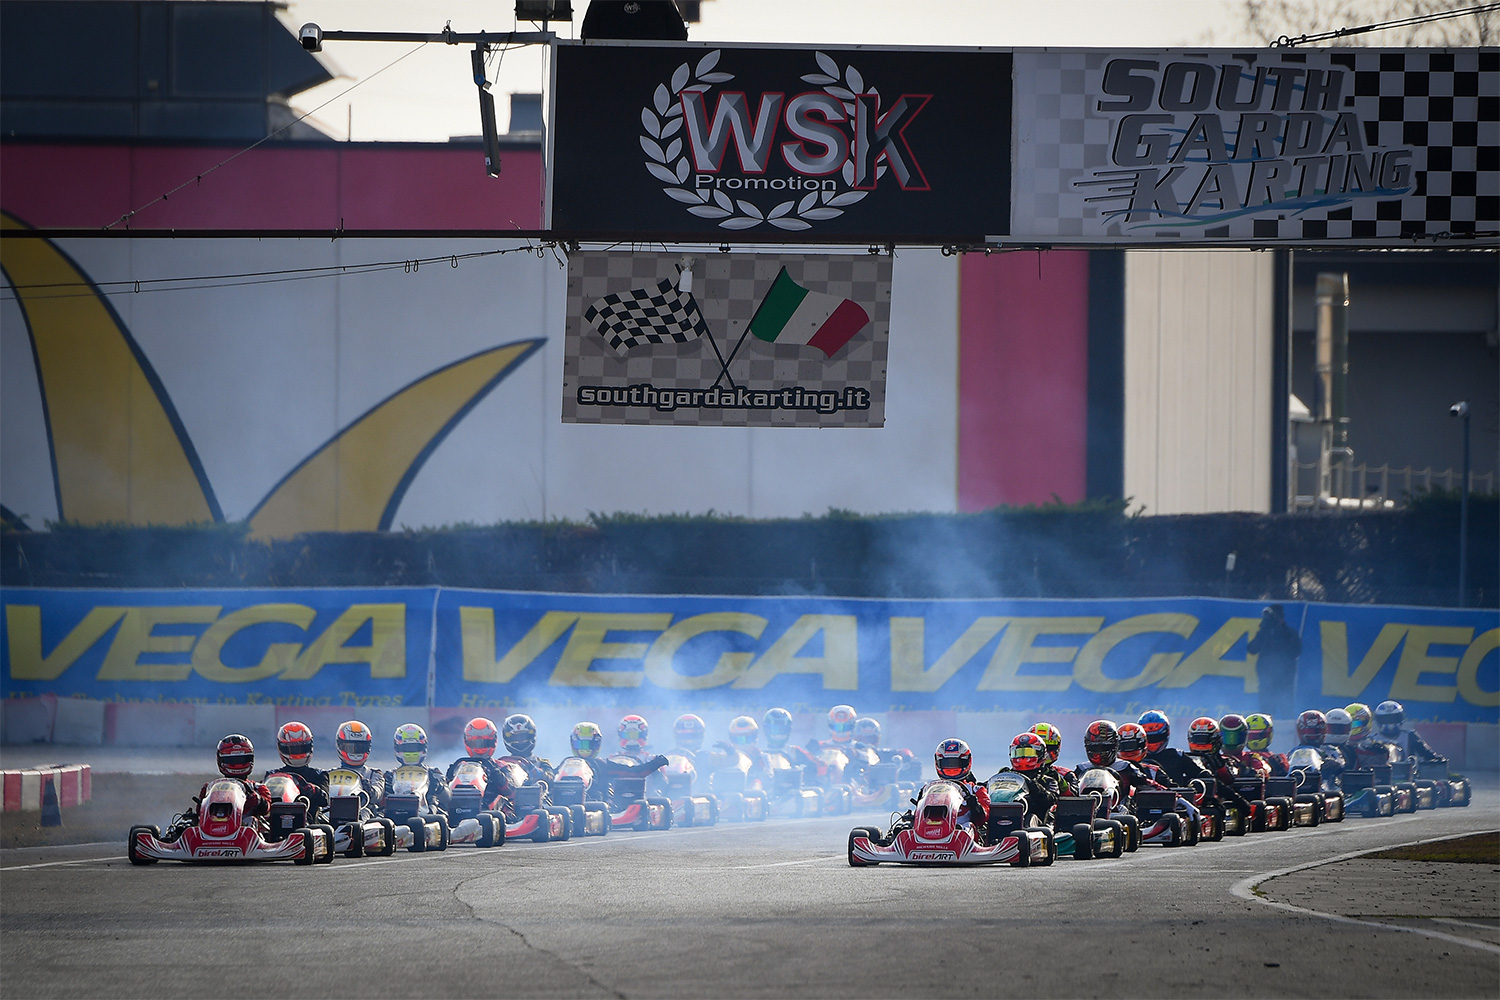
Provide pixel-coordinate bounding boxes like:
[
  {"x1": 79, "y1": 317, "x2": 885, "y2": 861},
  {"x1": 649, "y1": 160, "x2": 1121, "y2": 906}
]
[
  {"x1": 464, "y1": 717, "x2": 500, "y2": 759},
  {"x1": 1009, "y1": 732, "x2": 1046, "y2": 772},
  {"x1": 1117, "y1": 723, "x2": 1148, "y2": 762}
]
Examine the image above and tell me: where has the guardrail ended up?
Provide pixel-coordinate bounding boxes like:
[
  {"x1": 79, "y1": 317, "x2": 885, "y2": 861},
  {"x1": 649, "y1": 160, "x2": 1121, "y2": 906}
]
[
  {"x1": 1293, "y1": 463, "x2": 1496, "y2": 509},
  {"x1": 1, "y1": 764, "x2": 91, "y2": 812}
]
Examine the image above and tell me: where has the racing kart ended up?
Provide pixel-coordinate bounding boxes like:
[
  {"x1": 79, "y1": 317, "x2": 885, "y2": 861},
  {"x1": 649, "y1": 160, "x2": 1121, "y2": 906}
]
[
  {"x1": 548, "y1": 757, "x2": 614, "y2": 836},
  {"x1": 325, "y1": 767, "x2": 399, "y2": 857},
  {"x1": 381, "y1": 765, "x2": 452, "y2": 852},
  {"x1": 563, "y1": 755, "x2": 673, "y2": 832},
  {"x1": 1231, "y1": 775, "x2": 1292, "y2": 832},
  {"x1": 440, "y1": 760, "x2": 512, "y2": 846},
  {"x1": 1357, "y1": 744, "x2": 1418, "y2": 812},
  {"x1": 703, "y1": 747, "x2": 771, "y2": 823},
  {"x1": 652, "y1": 752, "x2": 720, "y2": 828},
  {"x1": 843, "y1": 745, "x2": 921, "y2": 813},
  {"x1": 1074, "y1": 768, "x2": 1142, "y2": 852},
  {"x1": 848, "y1": 779, "x2": 1054, "y2": 867},
  {"x1": 1285, "y1": 749, "x2": 1344, "y2": 824},
  {"x1": 759, "y1": 748, "x2": 825, "y2": 818},
  {"x1": 1338, "y1": 769, "x2": 1396, "y2": 817},
  {"x1": 128, "y1": 777, "x2": 334, "y2": 865},
  {"x1": 1416, "y1": 758, "x2": 1472, "y2": 808}
]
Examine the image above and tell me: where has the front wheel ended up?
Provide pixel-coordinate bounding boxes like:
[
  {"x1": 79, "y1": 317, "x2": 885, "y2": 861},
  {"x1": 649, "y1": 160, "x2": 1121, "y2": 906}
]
[
  {"x1": 1072, "y1": 823, "x2": 1093, "y2": 860},
  {"x1": 406, "y1": 817, "x2": 427, "y2": 853},
  {"x1": 433, "y1": 815, "x2": 451, "y2": 851},
  {"x1": 316, "y1": 824, "x2": 337, "y2": 863},
  {"x1": 1105, "y1": 819, "x2": 1125, "y2": 858},
  {"x1": 377, "y1": 818, "x2": 397, "y2": 856},
  {"x1": 1119, "y1": 814, "x2": 1141, "y2": 852},
  {"x1": 127, "y1": 825, "x2": 159, "y2": 866},
  {"x1": 292, "y1": 827, "x2": 316, "y2": 865},
  {"x1": 1034, "y1": 828, "x2": 1056, "y2": 867},
  {"x1": 848, "y1": 826, "x2": 879, "y2": 867}
]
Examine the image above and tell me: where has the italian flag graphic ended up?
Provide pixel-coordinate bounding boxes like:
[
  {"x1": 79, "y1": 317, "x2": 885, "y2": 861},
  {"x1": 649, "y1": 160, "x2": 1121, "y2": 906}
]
[{"x1": 747, "y1": 267, "x2": 870, "y2": 358}]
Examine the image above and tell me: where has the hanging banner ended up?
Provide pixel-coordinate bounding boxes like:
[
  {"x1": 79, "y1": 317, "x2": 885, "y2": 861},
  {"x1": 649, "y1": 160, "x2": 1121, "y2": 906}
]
[
  {"x1": 1012, "y1": 47, "x2": 1498, "y2": 243},
  {"x1": 549, "y1": 42, "x2": 1012, "y2": 241},
  {"x1": 562, "y1": 251, "x2": 891, "y2": 427}
]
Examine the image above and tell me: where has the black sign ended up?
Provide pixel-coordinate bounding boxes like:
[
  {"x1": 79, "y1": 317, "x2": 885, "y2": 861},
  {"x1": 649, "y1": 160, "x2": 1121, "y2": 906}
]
[{"x1": 551, "y1": 43, "x2": 1011, "y2": 242}]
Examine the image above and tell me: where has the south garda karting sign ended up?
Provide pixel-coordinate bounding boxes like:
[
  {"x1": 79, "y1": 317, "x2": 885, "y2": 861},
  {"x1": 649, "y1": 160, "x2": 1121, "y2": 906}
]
[
  {"x1": 563, "y1": 251, "x2": 890, "y2": 427},
  {"x1": 549, "y1": 43, "x2": 1012, "y2": 240},
  {"x1": 1012, "y1": 48, "x2": 1499, "y2": 243}
]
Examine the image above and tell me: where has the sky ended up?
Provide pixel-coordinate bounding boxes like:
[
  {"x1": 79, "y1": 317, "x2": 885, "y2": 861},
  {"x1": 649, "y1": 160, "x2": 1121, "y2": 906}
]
[{"x1": 279, "y1": 0, "x2": 1266, "y2": 142}]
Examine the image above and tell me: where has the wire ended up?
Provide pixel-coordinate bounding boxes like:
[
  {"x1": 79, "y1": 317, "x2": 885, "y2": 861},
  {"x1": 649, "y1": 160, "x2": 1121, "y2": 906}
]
[
  {"x1": 0, "y1": 244, "x2": 555, "y2": 304},
  {"x1": 1275, "y1": 2, "x2": 1499, "y2": 45},
  {"x1": 102, "y1": 41, "x2": 430, "y2": 231}
]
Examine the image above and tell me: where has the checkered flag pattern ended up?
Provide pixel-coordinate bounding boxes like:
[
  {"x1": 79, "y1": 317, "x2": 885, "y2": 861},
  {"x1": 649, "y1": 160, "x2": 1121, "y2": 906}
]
[
  {"x1": 1013, "y1": 48, "x2": 1498, "y2": 243},
  {"x1": 584, "y1": 276, "x2": 711, "y2": 354},
  {"x1": 564, "y1": 252, "x2": 891, "y2": 428}
]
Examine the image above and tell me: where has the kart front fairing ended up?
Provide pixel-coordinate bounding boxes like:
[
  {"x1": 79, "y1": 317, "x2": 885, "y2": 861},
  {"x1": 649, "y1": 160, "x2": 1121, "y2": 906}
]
[
  {"x1": 132, "y1": 779, "x2": 312, "y2": 862},
  {"x1": 850, "y1": 781, "x2": 1026, "y2": 865}
]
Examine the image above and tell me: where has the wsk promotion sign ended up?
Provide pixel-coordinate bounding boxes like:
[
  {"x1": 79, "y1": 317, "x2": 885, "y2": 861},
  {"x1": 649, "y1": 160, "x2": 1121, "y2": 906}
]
[
  {"x1": 549, "y1": 43, "x2": 1012, "y2": 241},
  {"x1": 1013, "y1": 48, "x2": 1498, "y2": 242},
  {"x1": 563, "y1": 251, "x2": 891, "y2": 427}
]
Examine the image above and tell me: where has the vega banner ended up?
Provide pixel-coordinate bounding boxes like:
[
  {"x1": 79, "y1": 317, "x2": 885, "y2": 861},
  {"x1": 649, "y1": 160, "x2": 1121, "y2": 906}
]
[
  {"x1": 6, "y1": 588, "x2": 1495, "y2": 722},
  {"x1": 549, "y1": 42, "x2": 1012, "y2": 241},
  {"x1": 563, "y1": 251, "x2": 891, "y2": 427},
  {"x1": 1012, "y1": 48, "x2": 1499, "y2": 243}
]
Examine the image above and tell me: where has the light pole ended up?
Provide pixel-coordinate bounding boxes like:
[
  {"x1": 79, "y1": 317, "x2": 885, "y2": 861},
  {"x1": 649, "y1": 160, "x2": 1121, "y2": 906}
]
[{"x1": 1451, "y1": 401, "x2": 1470, "y2": 608}]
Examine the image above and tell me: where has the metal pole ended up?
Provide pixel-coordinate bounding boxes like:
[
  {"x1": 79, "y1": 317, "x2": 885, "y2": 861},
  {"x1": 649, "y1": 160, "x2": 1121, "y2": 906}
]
[{"x1": 1459, "y1": 407, "x2": 1470, "y2": 607}]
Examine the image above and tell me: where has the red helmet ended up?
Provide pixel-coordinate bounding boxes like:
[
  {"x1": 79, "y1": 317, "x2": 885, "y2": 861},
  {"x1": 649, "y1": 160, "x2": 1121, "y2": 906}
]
[
  {"x1": 619, "y1": 714, "x2": 649, "y2": 752},
  {"x1": 1187, "y1": 717, "x2": 1221, "y2": 753},
  {"x1": 335, "y1": 720, "x2": 373, "y2": 767},
  {"x1": 276, "y1": 722, "x2": 314, "y2": 768},
  {"x1": 464, "y1": 717, "x2": 499, "y2": 759},
  {"x1": 1010, "y1": 732, "x2": 1046, "y2": 772},
  {"x1": 1296, "y1": 710, "x2": 1327, "y2": 746},
  {"x1": 216, "y1": 733, "x2": 255, "y2": 778},
  {"x1": 1084, "y1": 720, "x2": 1119, "y2": 766},
  {"x1": 1117, "y1": 723, "x2": 1148, "y2": 762},
  {"x1": 827, "y1": 705, "x2": 857, "y2": 744},
  {"x1": 935, "y1": 738, "x2": 973, "y2": 780}
]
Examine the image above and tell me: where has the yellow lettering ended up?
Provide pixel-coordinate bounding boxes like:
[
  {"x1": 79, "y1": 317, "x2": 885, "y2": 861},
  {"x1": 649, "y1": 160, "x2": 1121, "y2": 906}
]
[
  {"x1": 890, "y1": 616, "x2": 1008, "y2": 692},
  {"x1": 192, "y1": 604, "x2": 315, "y2": 683},
  {"x1": 1162, "y1": 617, "x2": 1258, "y2": 691},
  {"x1": 644, "y1": 613, "x2": 766, "y2": 690},
  {"x1": 1456, "y1": 628, "x2": 1499, "y2": 708},
  {"x1": 1073, "y1": 614, "x2": 1195, "y2": 692},
  {"x1": 978, "y1": 617, "x2": 1101, "y2": 691},
  {"x1": 284, "y1": 604, "x2": 406, "y2": 680},
  {"x1": 462, "y1": 608, "x2": 578, "y2": 683},
  {"x1": 5, "y1": 605, "x2": 126, "y2": 681},
  {"x1": 1388, "y1": 625, "x2": 1470, "y2": 703},
  {"x1": 96, "y1": 606, "x2": 219, "y2": 681},
  {"x1": 1320, "y1": 621, "x2": 1407, "y2": 697},
  {"x1": 734, "y1": 615, "x2": 858, "y2": 690},
  {"x1": 548, "y1": 613, "x2": 669, "y2": 688}
]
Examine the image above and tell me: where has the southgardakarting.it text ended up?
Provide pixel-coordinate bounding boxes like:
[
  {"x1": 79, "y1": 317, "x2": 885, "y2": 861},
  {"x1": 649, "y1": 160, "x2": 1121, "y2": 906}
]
[{"x1": 577, "y1": 384, "x2": 872, "y2": 413}]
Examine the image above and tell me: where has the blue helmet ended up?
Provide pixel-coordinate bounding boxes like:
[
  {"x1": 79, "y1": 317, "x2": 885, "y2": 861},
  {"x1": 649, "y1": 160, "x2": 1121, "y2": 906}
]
[{"x1": 1138, "y1": 710, "x2": 1170, "y2": 752}]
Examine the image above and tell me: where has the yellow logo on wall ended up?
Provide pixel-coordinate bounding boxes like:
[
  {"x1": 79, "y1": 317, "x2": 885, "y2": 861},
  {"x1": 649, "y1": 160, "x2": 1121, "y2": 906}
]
[{"x1": 0, "y1": 213, "x2": 541, "y2": 539}]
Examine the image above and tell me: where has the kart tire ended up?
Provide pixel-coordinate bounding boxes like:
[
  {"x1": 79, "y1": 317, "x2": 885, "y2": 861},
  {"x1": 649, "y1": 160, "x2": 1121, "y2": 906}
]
[
  {"x1": 1181, "y1": 812, "x2": 1199, "y2": 846},
  {"x1": 1272, "y1": 798, "x2": 1294, "y2": 830},
  {"x1": 1073, "y1": 823, "x2": 1093, "y2": 860},
  {"x1": 433, "y1": 814, "x2": 451, "y2": 851},
  {"x1": 293, "y1": 827, "x2": 316, "y2": 865},
  {"x1": 1035, "y1": 828, "x2": 1056, "y2": 867},
  {"x1": 648, "y1": 797, "x2": 674, "y2": 830},
  {"x1": 532, "y1": 809, "x2": 552, "y2": 843},
  {"x1": 477, "y1": 814, "x2": 497, "y2": 848},
  {"x1": 1105, "y1": 819, "x2": 1125, "y2": 858},
  {"x1": 565, "y1": 804, "x2": 586, "y2": 836},
  {"x1": 1120, "y1": 814, "x2": 1141, "y2": 852},
  {"x1": 317, "y1": 824, "x2": 337, "y2": 863},
  {"x1": 1206, "y1": 812, "x2": 1224, "y2": 842},
  {"x1": 1456, "y1": 780, "x2": 1471, "y2": 807},
  {"x1": 1251, "y1": 801, "x2": 1268, "y2": 833},
  {"x1": 552, "y1": 806, "x2": 572, "y2": 841},
  {"x1": 848, "y1": 826, "x2": 879, "y2": 867},
  {"x1": 407, "y1": 817, "x2": 427, "y2": 853},
  {"x1": 1011, "y1": 832, "x2": 1032, "y2": 867},
  {"x1": 1296, "y1": 794, "x2": 1321, "y2": 827},
  {"x1": 127, "y1": 825, "x2": 159, "y2": 866},
  {"x1": 1226, "y1": 806, "x2": 1247, "y2": 837},
  {"x1": 1165, "y1": 815, "x2": 1183, "y2": 847},
  {"x1": 377, "y1": 818, "x2": 397, "y2": 856}
]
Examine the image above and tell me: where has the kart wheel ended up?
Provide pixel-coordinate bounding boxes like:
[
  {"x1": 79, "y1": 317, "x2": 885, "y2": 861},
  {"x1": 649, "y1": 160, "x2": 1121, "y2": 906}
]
[
  {"x1": 434, "y1": 815, "x2": 451, "y2": 850},
  {"x1": 648, "y1": 797, "x2": 674, "y2": 830},
  {"x1": 551, "y1": 807, "x2": 571, "y2": 841},
  {"x1": 1251, "y1": 801, "x2": 1267, "y2": 833},
  {"x1": 293, "y1": 827, "x2": 316, "y2": 865},
  {"x1": 1120, "y1": 814, "x2": 1141, "y2": 852},
  {"x1": 317, "y1": 824, "x2": 337, "y2": 863},
  {"x1": 1072, "y1": 823, "x2": 1093, "y2": 860},
  {"x1": 344, "y1": 823, "x2": 364, "y2": 858},
  {"x1": 567, "y1": 805, "x2": 587, "y2": 835},
  {"x1": 127, "y1": 825, "x2": 159, "y2": 866},
  {"x1": 1011, "y1": 832, "x2": 1032, "y2": 867},
  {"x1": 533, "y1": 810, "x2": 553, "y2": 842},
  {"x1": 407, "y1": 817, "x2": 427, "y2": 853},
  {"x1": 1296, "y1": 794, "x2": 1320, "y2": 827},
  {"x1": 1182, "y1": 814, "x2": 1199, "y2": 846},
  {"x1": 1035, "y1": 828, "x2": 1056, "y2": 867},
  {"x1": 848, "y1": 826, "x2": 878, "y2": 867},
  {"x1": 1226, "y1": 806, "x2": 1247, "y2": 836},
  {"x1": 1456, "y1": 780, "x2": 1471, "y2": 807},
  {"x1": 1165, "y1": 815, "x2": 1183, "y2": 847},
  {"x1": 377, "y1": 818, "x2": 397, "y2": 856},
  {"x1": 1105, "y1": 820, "x2": 1125, "y2": 858},
  {"x1": 477, "y1": 815, "x2": 497, "y2": 848},
  {"x1": 1272, "y1": 798, "x2": 1294, "y2": 830},
  {"x1": 1207, "y1": 812, "x2": 1224, "y2": 842}
]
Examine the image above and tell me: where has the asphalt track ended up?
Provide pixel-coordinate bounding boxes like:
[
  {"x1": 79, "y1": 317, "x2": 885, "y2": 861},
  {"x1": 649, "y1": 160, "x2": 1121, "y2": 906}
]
[{"x1": 3, "y1": 787, "x2": 1498, "y2": 999}]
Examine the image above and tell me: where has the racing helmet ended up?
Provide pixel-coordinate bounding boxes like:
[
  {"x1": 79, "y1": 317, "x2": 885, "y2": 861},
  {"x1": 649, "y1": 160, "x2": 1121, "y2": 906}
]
[
  {"x1": 276, "y1": 721, "x2": 315, "y2": 768},
  {"x1": 335, "y1": 720, "x2": 373, "y2": 767},
  {"x1": 728, "y1": 715, "x2": 759, "y2": 748},
  {"x1": 216, "y1": 733, "x2": 256, "y2": 778},
  {"x1": 1030, "y1": 722, "x2": 1064, "y2": 763},
  {"x1": 762, "y1": 708, "x2": 793, "y2": 750},
  {"x1": 1010, "y1": 732, "x2": 1046, "y2": 772},
  {"x1": 393, "y1": 723, "x2": 428, "y2": 766},
  {"x1": 1137, "y1": 710, "x2": 1170, "y2": 752},
  {"x1": 1296, "y1": 710, "x2": 1328, "y2": 746},
  {"x1": 464, "y1": 717, "x2": 500, "y2": 759},
  {"x1": 1116, "y1": 723, "x2": 1149, "y2": 762},
  {"x1": 827, "y1": 705, "x2": 857, "y2": 744},
  {"x1": 1220, "y1": 714, "x2": 1249, "y2": 752},
  {"x1": 1325, "y1": 708, "x2": 1353, "y2": 745},
  {"x1": 935, "y1": 738, "x2": 973, "y2": 780},
  {"x1": 501, "y1": 714, "x2": 537, "y2": 757},
  {"x1": 673, "y1": 714, "x2": 707, "y2": 752},
  {"x1": 1187, "y1": 717, "x2": 1221, "y2": 753},
  {"x1": 570, "y1": 722, "x2": 604, "y2": 759},
  {"x1": 1375, "y1": 700, "x2": 1405, "y2": 738},
  {"x1": 852, "y1": 717, "x2": 882, "y2": 747},
  {"x1": 1244, "y1": 713, "x2": 1274, "y2": 752},
  {"x1": 619, "y1": 714, "x2": 649, "y2": 752},
  {"x1": 1084, "y1": 720, "x2": 1119, "y2": 767},
  {"x1": 1345, "y1": 703, "x2": 1373, "y2": 743}
]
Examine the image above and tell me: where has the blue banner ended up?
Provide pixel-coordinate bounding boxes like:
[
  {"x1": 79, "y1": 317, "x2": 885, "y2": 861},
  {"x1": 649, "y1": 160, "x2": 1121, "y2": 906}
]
[{"x1": 3, "y1": 587, "x2": 1496, "y2": 723}]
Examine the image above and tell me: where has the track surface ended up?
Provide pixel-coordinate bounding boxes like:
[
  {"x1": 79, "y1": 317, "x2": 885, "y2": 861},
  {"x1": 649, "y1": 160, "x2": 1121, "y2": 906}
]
[{"x1": 4, "y1": 789, "x2": 1498, "y2": 999}]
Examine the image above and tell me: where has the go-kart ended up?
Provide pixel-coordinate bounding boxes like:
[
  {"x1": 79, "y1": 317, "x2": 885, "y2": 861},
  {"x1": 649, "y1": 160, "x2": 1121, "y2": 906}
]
[
  {"x1": 759, "y1": 748, "x2": 824, "y2": 818},
  {"x1": 128, "y1": 777, "x2": 334, "y2": 865},
  {"x1": 704, "y1": 747, "x2": 771, "y2": 822},
  {"x1": 1339, "y1": 769, "x2": 1396, "y2": 817},
  {"x1": 653, "y1": 752, "x2": 720, "y2": 828},
  {"x1": 848, "y1": 779, "x2": 1054, "y2": 867},
  {"x1": 844, "y1": 746, "x2": 921, "y2": 813},
  {"x1": 1074, "y1": 768, "x2": 1142, "y2": 852},
  {"x1": 1131, "y1": 789, "x2": 1195, "y2": 846},
  {"x1": 1387, "y1": 759, "x2": 1438, "y2": 810},
  {"x1": 1286, "y1": 749, "x2": 1344, "y2": 824},
  {"x1": 1052, "y1": 795, "x2": 1127, "y2": 860},
  {"x1": 548, "y1": 757, "x2": 613, "y2": 836},
  {"x1": 381, "y1": 765, "x2": 452, "y2": 852},
  {"x1": 573, "y1": 754, "x2": 673, "y2": 832},
  {"x1": 1231, "y1": 775, "x2": 1292, "y2": 832},
  {"x1": 325, "y1": 767, "x2": 398, "y2": 857},
  {"x1": 1416, "y1": 758, "x2": 1472, "y2": 808},
  {"x1": 438, "y1": 761, "x2": 511, "y2": 846},
  {"x1": 1358, "y1": 744, "x2": 1418, "y2": 812}
]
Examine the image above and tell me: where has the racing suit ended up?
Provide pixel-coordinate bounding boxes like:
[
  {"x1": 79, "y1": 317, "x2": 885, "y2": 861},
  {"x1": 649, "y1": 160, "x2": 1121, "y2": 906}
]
[
  {"x1": 265, "y1": 764, "x2": 329, "y2": 813},
  {"x1": 1186, "y1": 750, "x2": 1260, "y2": 815},
  {"x1": 590, "y1": 754, "x2": 670, "y2": 804},
  {"x1": 1040, "y1": 761, "x2": 1078, "y2": 797},
  {"x1": 1378, "y1": 728, "x2": 1444, "y2": 764},
  {"x1": 1107, "y1": 759, "x2": 1169, "y2": 809},
  {"x1": 1290, "y1": 744, "x2": 1344, "y2": 789},
  {"x1": 501, "y1": 754, "x2": 557, "y2": 785},
  {"x1": 445, "y1": 755, "x2": 511, "y2": 809},
  {"x1": 1247, "y1": 750, "x2": 1290, "y2": 777}
]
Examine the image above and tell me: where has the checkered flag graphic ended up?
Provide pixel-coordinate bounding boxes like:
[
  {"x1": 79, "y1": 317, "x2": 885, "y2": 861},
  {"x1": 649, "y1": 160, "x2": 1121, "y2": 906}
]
[{"x1": 584, "y1": 276, "x2": 712, "y2": 354}]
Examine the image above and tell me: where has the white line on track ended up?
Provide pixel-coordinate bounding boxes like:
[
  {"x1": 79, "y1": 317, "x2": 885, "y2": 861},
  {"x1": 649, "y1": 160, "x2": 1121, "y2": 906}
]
[
  {"x1": 1431, "y1": 918, "x2": 1500, "y2": 933},
  {"x1": 724, "y1": 855, "x2": 841, "y2": 870},
  {"x1": 1230, "y1": 829, "x2": 1500, "y2": 956},
  {"x1": 2, "y1": 856, "x2": 121, "y2": 872}
]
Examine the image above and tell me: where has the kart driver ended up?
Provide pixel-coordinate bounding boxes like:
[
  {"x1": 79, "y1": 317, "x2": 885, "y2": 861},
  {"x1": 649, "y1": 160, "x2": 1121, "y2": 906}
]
[
  {"x1": 672, "y1": 714, "x2": 708, "y2": 757},
  {"x1": 393, "y1": 723, "x2": 451, "y2": 813},
  {"x1": 994, "y1": 732, "x2": 1059, "y2": 826},
  {"x1": 1372, "y1": 700, "x2": 1445, "y2": 764},
  {"x1": 1243, "y1": 714, "x2": 1290, "y2": 776},
  {"x1": 1290, "y1": 710, "x2": 1344, "y2": 786},
  {"x1": 616, "y1": 714, "x2": 653, "y2": 762},
  {"x1": 1134, "y1": 712, "x2": 1206, "y2": 828},
  {"x1": 1183, "y1": 716, "x2": 1260, "y2": 817},
  {"x1": 165, "y1": 733, "x2": 273, "y2": 841},
  {"x1": 1030, "y1": 722, "x2": 1079, "y2": 796},
  {"x1": 499, "y1": 713, "x2": 557, "y2": 784},
  {"x1": 569, "y1": 721, "x2": 671, "y2": 791},
  {"x1": 1110, "y1": 722, "x2": 1172, "y2": 802},
  {"x1": 851, "y1": 717, "x2": 922, "y2": 782},
  {"x1": 265, "y1": 721, "x2": 329, "y2": 814},
  {"x1": 929, "y1": 738, "x2": 990, "y2": 836},
  {"x1": 806, "y1": 704, "x2": 858, "y2": 754},
  {"x1": 333, "y1": 720, "x2": 386, "y2": 807},
  {"x1": 444, "y1": 717, "x2": 512, "y2": 808}
]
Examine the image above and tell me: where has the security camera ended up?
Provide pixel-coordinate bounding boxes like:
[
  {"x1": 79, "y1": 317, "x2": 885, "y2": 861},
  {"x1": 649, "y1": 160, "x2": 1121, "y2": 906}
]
[
  {"x1": 299, "y1": 22, "x2": 323, "y2": 52},
  {"x1": 1451, "y1": 401, "x2": 1470, "y2": 418}
]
